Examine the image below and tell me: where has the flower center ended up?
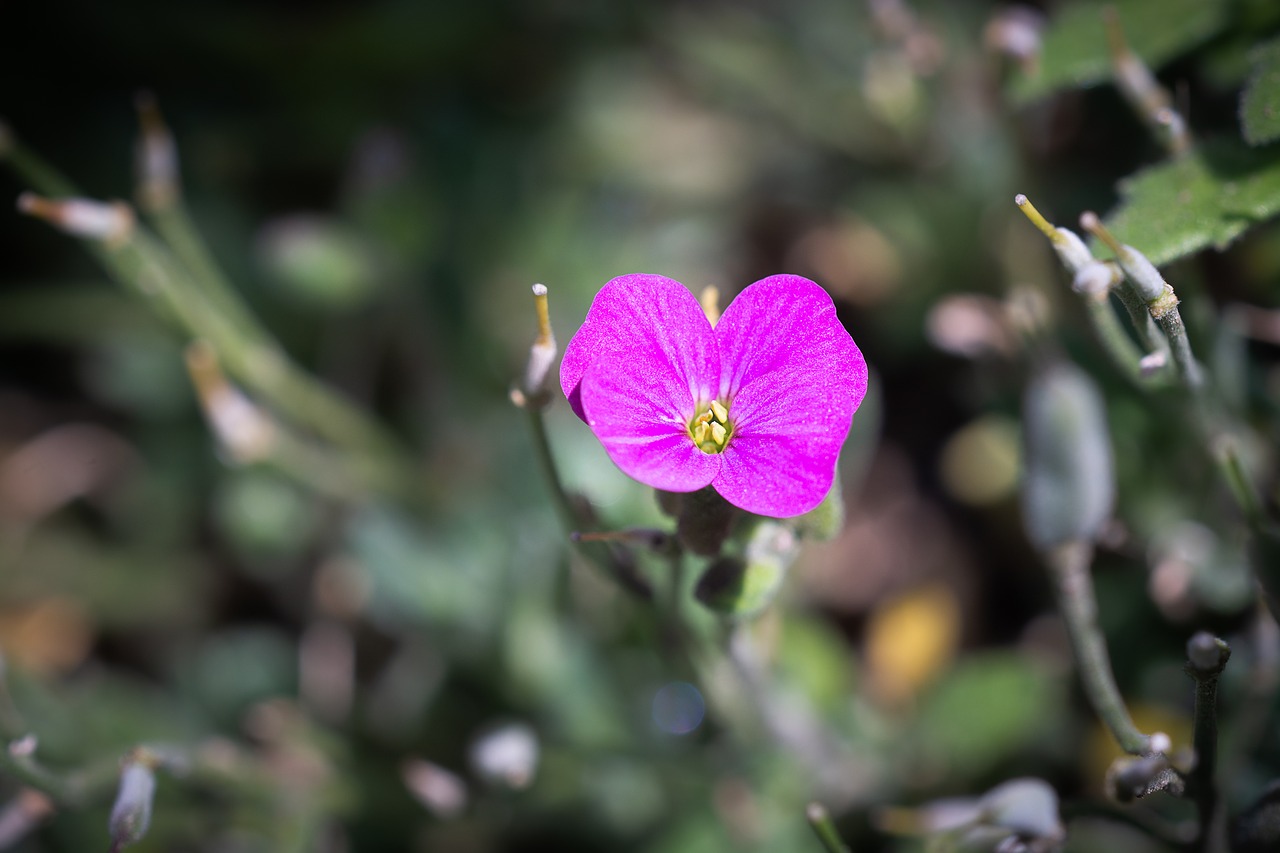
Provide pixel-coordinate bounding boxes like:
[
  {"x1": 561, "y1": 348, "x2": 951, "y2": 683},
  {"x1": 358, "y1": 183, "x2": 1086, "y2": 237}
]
[{"x1": 690, "y1": 400, "x2": 732, "y2": 454}]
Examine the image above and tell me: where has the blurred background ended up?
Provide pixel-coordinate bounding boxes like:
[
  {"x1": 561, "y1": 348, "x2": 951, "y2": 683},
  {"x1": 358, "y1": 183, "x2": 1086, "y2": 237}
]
[{"x1": 2, "y1": 0, "x2": 1280, "y2": 850}]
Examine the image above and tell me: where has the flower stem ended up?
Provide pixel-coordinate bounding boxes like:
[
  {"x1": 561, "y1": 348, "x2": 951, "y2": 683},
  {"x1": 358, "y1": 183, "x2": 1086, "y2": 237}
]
[
  {"x1": 1152, "y1": 300, "x2": 1204, "y2": 390},
  {"x1": 1185, "y1": 633, "x2": 1231, "y2": 853},
  {"x1": 4, "y1": 129, "x2": 416, "y2": 499},
  {"x1": 524, "y1": 406, "x2": 577, "y2": 533},
  {"x1": 1083, "y1": 292, "x2": 1154, "y2": 387},
  {"x1": 1111, "y1": 280, "x2": 1168, "y2": 355},
  {"x1": 523, "y1": 405, "x2": 653, "y2": 600},
  {"x1": 1047, "y1": 541, "x2": 1150, "y2": 754}
]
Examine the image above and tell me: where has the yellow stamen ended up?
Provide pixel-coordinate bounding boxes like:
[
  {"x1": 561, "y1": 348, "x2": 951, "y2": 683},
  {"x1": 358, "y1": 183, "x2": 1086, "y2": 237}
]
[
  {"x1": 710, "y1": 422, "x2": 727, "y2": 445},
  {"x1": 710, "y1": 400, "x2": 728, "y2": 424}
]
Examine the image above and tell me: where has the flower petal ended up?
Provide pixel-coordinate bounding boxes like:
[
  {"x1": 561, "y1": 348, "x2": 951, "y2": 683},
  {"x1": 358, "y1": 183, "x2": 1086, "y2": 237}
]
[
  {"x1": 711, "y1": 275, "x2": 867, "y2": 517},
  {"x1": 712, "y1": 376, "x2": 849, "y2": 516},
  {"x1": 575, "y1": 276, "x2": 722, "y2": 492},
  {"x1": 561, "y1": 274, "x2": 717, "y2": 422},
  {"x1": 715, "y1": 274, "x2": 867, "y2": 409}
]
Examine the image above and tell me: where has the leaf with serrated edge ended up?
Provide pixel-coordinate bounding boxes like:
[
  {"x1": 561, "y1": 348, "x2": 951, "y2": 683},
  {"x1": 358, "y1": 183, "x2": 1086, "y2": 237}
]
[
  {"x1": 1009, "y1": 0, "x2": 1226, "y2": 104},
  {"x1": 1101, "y1": 140, "x2": 1280, "y2": 266}
]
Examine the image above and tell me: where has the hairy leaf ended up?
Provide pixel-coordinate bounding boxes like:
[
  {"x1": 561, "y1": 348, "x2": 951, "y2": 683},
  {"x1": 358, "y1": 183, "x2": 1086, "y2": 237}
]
[
  {"x1": 1242, "y1": 36, "x2": 1280, "y2": 146},
  {"x1": 1009, "y1": 0, "x2": 1226, "y2": 104},
  {"x1": 1102, "y1": 139, "x2": 1280, "y2": 265}
]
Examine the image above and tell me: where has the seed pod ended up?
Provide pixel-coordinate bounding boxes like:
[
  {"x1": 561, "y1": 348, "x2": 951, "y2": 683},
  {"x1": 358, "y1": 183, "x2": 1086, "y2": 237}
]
[{"x1": 1020, "y1": 362, "x2": 1115, "y2": 550}]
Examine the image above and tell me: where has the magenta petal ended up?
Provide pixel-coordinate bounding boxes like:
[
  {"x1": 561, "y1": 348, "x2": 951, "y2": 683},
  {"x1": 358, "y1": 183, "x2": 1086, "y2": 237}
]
[
  {"x1": 710, "y1": 275, "x2": 867, "y2": 517},
  {"x1": 715, "y1": 275, "x2": 867, "y2": 409},
  {"x1": 711, "y1": 377, "x2": 848, "y2": 516},
  {"x1": 561, "y1": 274, "x2": 712, "y2": 422},
  {"x1": 575, "y1": 277, "x2": 721, "y2": 492}
]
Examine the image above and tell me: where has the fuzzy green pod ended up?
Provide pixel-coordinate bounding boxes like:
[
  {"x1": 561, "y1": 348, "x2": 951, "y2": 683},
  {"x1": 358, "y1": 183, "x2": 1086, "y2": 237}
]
[{"x1": 1020, "y1": 362, "x2": 1115, "y2": 550}]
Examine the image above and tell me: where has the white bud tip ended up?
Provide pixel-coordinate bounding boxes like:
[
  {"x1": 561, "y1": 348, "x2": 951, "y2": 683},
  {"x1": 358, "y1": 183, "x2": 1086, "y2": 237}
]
[
  {"x1": 531, "y1": 283, "x2": 547, "y2": 297},
  {"x1": 1014, "y1": 193, "x2": 1028, "y2": 206},
  {"x1": 1149, "y1": 732, "x2": 1171, "y2": 754},
  {"x1": 1079, "y1": 211, "x2": 1100, "y2": 230}
]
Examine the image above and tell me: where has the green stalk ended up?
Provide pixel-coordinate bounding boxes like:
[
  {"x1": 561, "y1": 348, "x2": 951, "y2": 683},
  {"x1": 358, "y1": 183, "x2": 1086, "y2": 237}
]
[{"x1": 1048, "y1": 541, "x2": 1150, "y2": 754}]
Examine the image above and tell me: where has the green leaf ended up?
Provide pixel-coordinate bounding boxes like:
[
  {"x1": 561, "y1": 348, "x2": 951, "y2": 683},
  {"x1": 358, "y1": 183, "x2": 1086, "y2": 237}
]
[
  {"x1": 1242, "y1": 37, "x2": 1280, "y2": 146},
  {"x1": 915, "y1": 653, "x2": 1062, "y2": 778},
  {"x1": 1009, "y1": 0, "x2": 1227, "y2": 104},
  {"x1": 1102, "y1": 139, "x2": 1280, "y2": 265}
]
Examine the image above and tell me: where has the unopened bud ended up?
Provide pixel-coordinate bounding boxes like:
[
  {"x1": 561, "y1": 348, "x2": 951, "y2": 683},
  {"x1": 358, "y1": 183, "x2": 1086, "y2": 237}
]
[
  {"x1": 108, "y1": 759, "x2": 156, "y2": 851},
  {"x1": 695, "y1": 520, "x2": 798, "y2": 617},
  {"x1": 1014, "y1": 195, "x2": 1093, "y2": 274},
  {"x1": 402, "y1": 759, "x2": 467, "y2": 819},
  {"x1": 983, "y1": 7, "x2": 1044, "y2": 70},
  {"x1": 134, "y1": 91, "x2": 180, "y2": 210},
  {"x1": 1080, "y1": 212, "x2": 1168, "y2": 302},
  {"x1": 1139, "y1": 352, "x2": 1167, "y2": 376},
  {"x1": 185, "y1": 343, "x2": 276, "y2": 463},
  {"x1": 1072, "y1": 260, "x2": 1120, "y2": 296},
  {"x1": 17, "y1": 194, "x2": 134, "y2": 245},
  {"x1": 516, "y1": 284, "x2": 558, "y2": 404},
  {"x1": 470, "y1": 723, "x2": 539, "y2": 789},
  {"x1": 1186, "y1": 632, "x2": 1230, "y2": 674}
]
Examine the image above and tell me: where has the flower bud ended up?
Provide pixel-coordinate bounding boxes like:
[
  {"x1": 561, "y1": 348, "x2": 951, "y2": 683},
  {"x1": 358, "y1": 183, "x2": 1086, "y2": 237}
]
[
  {"x1": 1079, "y1": 212, "x2": 1168, "y2": 303},
  {"x1": 517, "y1": 284, "x2": 558, "y2": 403},
  {"x1": 184, "y1": 343, "x2": 277, "y2": 463},
  {"x1": 694, "y1": 520, "x2": 798, "y2": 618},
  {"x1": 134, "y1": 92, "x2": 180, "y2": 211},
  {"x1": 1186, "y1": 631, "x2": 1230, "y2": 674},
  {"x1": 1014, "y1": 195, "x2": 1092, "y2": 274},
  {"x1": 17, "y1": 194, "x2": 134, "y2": 245},
  {"x1": 469, "y1": 723, "x2": 538, "y2": 789},
  {"x1": 1020, "y1": 362, "x2": 1115, "y2": 550},
  {"x1": 108, "y1": 759, "x2": 156, "y2": 851},
  {"x1": 1071, "y1": 260, "x2": 1120, "y2": 296}
]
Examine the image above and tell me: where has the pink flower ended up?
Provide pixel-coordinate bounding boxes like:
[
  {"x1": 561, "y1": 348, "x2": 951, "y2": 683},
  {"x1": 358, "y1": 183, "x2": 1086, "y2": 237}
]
[{"x1": 560, "y1": 274, "x2": 868, "y2": 518}]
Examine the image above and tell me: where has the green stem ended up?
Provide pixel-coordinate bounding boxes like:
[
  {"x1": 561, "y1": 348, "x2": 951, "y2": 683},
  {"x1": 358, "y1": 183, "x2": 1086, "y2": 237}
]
[
  {"x1": 1083, "y1": 293, "x2": 1155, "y2": 387},
  {"x1": 523, "y1": 404, "x2": 652, "y2": 600},
  {"x1": 1113, "y1": 283, "x2": 1167, "y2": 355},
  {"x1": 806, "y1": 802, "x2": 851, "y2": 853},
  {"x1": 1216, "y1": 440, "x2": 1264, "y2": 530},
  {"x1": 146, "y1": 204, "x2": 268, "y2": 341},
  {"x1": 0, "y1": 137, "x2": 76, "y2": 197},
  {"x1": 1185, "y1": 633, "x2": 1230, "y2": 853},
  {"x1": 1154, "y1": 304, "x2": 1204, "y2": 390},
  {"x1": 524, "y1": 406, "x2": 578, "y2": 533},
  {"x1": 3, "y1": 133, "x2": 414, "y2": 496},
  {"x1": 1048, "y1": 541, "x2": 1150, "y2": 755}
]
